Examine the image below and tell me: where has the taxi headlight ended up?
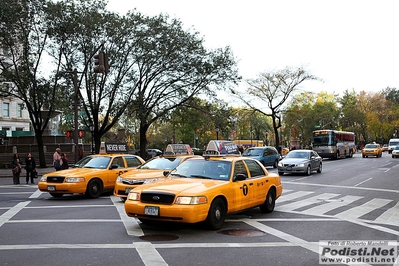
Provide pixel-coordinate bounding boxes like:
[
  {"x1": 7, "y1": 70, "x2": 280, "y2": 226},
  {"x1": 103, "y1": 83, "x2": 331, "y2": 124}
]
[
  {"x1": 297, "y1": 163, "x2": 306, "y2": 167},
  {"x1": 40, "y1": 176, "x2": 47, "y2": 182},
  {"x1": 175, "y1": 196, "x2": 207, "y2": 205},
  {"x1": 127, "y1": 192, "x2": 140, "y2": 201},
  {"x1": 116, "y1": 176, "x2": 123, "y2": 183},
  {"x1": 143, "y1": 178, "x2": 163, "y2": 184},
  {"x1": 65, "y1": 177, "x2": 85, "y2": 183}
]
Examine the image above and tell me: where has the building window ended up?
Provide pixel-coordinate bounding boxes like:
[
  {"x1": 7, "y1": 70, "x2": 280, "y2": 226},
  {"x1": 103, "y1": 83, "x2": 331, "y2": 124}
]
[
  {"x1": 3, "y1": 102, "x2": 9, "y2": 117},
  {"x1": 17, "y1": 104, "x2": 23, "y2": 118}
]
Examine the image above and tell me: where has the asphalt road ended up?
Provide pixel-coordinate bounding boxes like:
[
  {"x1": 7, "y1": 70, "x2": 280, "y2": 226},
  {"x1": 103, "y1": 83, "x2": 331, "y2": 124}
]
[{"x1": 0, "y1": 152, "x2": 398, "y2": 266}]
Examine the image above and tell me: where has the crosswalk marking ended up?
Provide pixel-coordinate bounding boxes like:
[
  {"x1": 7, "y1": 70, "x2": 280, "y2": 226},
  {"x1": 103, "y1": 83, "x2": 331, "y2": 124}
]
[
  {"x1": 276, "y1": 190, "x2": 314, "y2": 203},
  {"x1": 302, "y1": 195, "x2": 363, "y2": 216},
  {"x1": 276, "y1": 190, "x2": 398, "y2": 227},
  {"x1": 277, "y1": 193, "x2": 340, "y2": 212},
  {"x1": 373, "y1": 201, "x2": 399, "y2": 225},
  {"x1": 334, "y1": 198, "x2": 392, "y2": 220}
]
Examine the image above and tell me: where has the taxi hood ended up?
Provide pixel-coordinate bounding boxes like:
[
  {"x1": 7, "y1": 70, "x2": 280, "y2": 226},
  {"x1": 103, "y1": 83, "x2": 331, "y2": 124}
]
[
  {"x1": 120, "y1": 169, "x2": 165, "y2": 179},
  {"x1": 45, "y1": 168, "x2": 108, "y2": 176},
  {"x1": 138, "y1": 178, "x2": 224, "y2": 194}
]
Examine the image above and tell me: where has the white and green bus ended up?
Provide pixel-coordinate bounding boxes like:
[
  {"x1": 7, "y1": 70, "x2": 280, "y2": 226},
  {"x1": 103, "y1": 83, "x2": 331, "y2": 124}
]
[{"x1": 312, "y1": 130, "x2": 356, "y2": 159}]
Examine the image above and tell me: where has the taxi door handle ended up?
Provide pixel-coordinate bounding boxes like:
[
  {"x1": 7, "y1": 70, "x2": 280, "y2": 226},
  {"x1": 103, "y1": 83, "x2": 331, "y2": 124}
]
[{"x1": 249, "y1": 182, "x2": 253, "y2": 186}]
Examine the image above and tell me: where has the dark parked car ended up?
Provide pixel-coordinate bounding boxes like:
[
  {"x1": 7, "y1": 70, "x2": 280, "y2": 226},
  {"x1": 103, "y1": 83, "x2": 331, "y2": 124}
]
[
  {"x1": 242, "y1": 146, "x2": 280, "y2": 168},
  {"x1": 277, "y1": 149, "x2": 322, "y2": 176}
]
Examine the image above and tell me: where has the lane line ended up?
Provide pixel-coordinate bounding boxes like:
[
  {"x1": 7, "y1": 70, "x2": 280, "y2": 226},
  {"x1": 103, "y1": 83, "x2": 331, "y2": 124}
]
[
  {"x1": 111, "y1": 195, "x2": 144, "y2": 236},
  {"x1": 0, "y1": 201, "x2": 30, "y2": 227}
]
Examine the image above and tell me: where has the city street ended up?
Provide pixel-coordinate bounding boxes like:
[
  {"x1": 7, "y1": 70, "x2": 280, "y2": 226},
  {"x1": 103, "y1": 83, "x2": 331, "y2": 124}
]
[{"x1": 0, "y1": 152, "x2": 398, "y2": 265}]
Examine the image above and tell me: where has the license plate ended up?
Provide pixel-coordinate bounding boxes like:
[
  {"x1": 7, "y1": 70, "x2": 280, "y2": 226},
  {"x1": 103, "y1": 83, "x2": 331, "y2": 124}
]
[
  {"x1": 125, "y1": 188, "x2": 132, "y2": 194},
  {"x1": 287, "y1": 167, "x2": 292, "y2": 171},
  {"x1": 144, "y1": 206, "x2": 159, "y2": 216},
  {"x1": 48, "y1": 185, "x2": 55, "y2": 191}
]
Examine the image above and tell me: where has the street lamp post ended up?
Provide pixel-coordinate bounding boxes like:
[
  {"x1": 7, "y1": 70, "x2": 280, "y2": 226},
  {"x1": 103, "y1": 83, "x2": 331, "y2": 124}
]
[
  {"x1": 215, "y1": 126, "x2": 220, "y2": 140},
  {"x1": 265, "y1": 131, "x2": 268, "y2": 146},
  {"x1": 89, "y1": 124, "x2": 95, "y2": 154}
]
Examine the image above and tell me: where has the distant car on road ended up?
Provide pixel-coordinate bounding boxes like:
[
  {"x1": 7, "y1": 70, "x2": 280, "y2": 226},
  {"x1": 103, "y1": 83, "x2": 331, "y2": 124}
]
[
  {"x1": 242, "y1": 146, "x2": 280, "y2": 168},
  {"x1": 382, "y1": 144, "x2": 388, "y2": 152},
  {"x1": 278, "y1": 149, "x2": 322, "y2": 176},
  {"x1": 147, "y1": 149, "x2": 163, "y2": 158},
  {"x1": 391, "y1": 145, "x2": 399, "y2": 158},
  {"x1": 362, "y1": 143, "x2": 382, "y2": 158}
]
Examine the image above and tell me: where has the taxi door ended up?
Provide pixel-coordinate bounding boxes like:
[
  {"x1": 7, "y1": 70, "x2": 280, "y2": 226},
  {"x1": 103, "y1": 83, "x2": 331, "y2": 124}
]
[
  {"x1": 107, "y1": 156, "x2": 129, "y2": 186},
  {"x1": 244, "y1": 159, "x2": 271, "y2": 206},
  {"x1": 229, "y1": 160, "x2": 255, "y2": 212}
]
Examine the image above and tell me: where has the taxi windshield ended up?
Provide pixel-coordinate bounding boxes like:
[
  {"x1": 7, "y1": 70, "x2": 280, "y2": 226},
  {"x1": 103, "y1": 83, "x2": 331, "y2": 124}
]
[
  {"x1": 365, "y1": 144, "x2": 378, "y2": 148},
  {"x1": 139, "y1": 157, "x2": 183, "y2": 170},
  {"x1": 171, "y1": 160, "x2": 231, "y2": 181},
  {"x1": 285, "y1": 151, "x2": 310, "y2": 159},
  {"x1": 74, "y1": 156, "x2": 111, "y2": 169},
  {"x1": 242, "y1": 148, "x2": 263, "y2": 156}
]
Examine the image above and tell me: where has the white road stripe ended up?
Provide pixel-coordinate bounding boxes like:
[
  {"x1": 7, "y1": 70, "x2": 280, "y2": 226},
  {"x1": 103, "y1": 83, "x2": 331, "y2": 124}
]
[
  {"x1": 277, "y1": 193, "x2": 340, "y2": 212},
  {"x1": 134, "y1": 242, "x2": 168, "y2": 266},
  {"x1": 0, "y1": 201, "x2": 30, "y2": 227},
  {"x1": 111, "y1": 195, "x2": 144, "y2": 236},
  {"x1": 374, "y1": 201, "x2": 399, "y2": 225},
  {"x1": 302, "y1": 195, "x2": 362, "y2": 216},
  {"x1": 335, "y1": 198, "x2": 392, "y2": 220},
  {"x1": 276, "y1": 191, "x2": 315, "y2": 203}
]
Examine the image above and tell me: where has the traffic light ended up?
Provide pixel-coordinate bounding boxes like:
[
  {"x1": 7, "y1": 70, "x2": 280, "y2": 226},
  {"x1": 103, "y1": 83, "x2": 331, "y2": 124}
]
[
  {"x1": 94, "y1": 52, "x2": 105, "y2": 73},
  {"x1": 66, "y1": 131, "x2": 72, "y2": 138},
  {"x1": 78, "y1": 130, "x2": 84, "y2": 138}
]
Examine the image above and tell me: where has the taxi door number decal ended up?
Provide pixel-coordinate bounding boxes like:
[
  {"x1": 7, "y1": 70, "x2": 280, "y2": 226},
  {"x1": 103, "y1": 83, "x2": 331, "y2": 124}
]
[{"x1": 242, "y1": 183, "x2": 248, "y2": 196}]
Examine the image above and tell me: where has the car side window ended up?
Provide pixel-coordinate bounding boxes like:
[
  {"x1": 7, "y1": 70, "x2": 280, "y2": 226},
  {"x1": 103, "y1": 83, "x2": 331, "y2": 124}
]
[
  {"x1": 111, "y1": 157, "x2": 124, "y2": 168},
  {"x1": 233, "y1": 160, "x2": 248, "y2": 179},
  {"x1": 125, "y1": 156, "x2": 143, "y2": 168},
  {"x1": 244, "y1": 159, "x2": 266, "y2": 178}
]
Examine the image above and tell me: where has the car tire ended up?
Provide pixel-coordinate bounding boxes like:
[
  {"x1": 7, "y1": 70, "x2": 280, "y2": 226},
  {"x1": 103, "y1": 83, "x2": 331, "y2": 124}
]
[
  {"x1": 317, "y1": 163, "x2": 322, "y2": 173},
  {"x1": 306, "y1": 165, "x2": 311, "y2": 176},
  {"x1": 205, "y1": 198, "x2": 226, "y2": 230},
  {"x1": 49, "y1": 193, "x2": 64, "y2": 198},
  {"x1": 273, "y1": 160, "x2": 278, "y2": 168},
  {"x1": 362, "y1": 154, "x2": 365, "y2": 158},
  {"x1": 278, "y1": 171, "x2": 284, "y2": 176},
  {"x1": 260, "y1": 189, "x2": 275, "y2": 213},
  {"x1": 85, "y1": 179, "x2": 102, "y2": 198}
]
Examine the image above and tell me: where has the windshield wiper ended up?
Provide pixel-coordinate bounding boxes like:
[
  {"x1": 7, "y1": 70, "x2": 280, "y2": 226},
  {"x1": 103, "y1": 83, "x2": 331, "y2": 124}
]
[
  {"x1": 190, "y1": 175, "x2": 212, "y2": 179},
  {"x1": 171, "y1": 174, "x2": 187, "y2": 178}
]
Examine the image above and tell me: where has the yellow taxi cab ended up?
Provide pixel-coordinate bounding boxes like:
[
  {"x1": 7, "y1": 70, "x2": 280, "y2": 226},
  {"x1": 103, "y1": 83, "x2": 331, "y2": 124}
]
[
  {"x1": 124, "y1": 140, "x2": 283, "y2": 230},
  {"x1": 38, "y1": 142, "x2": 145, "y2": 198},
  {"x1": 362, "y1": 143, "x2": 382, "y2": 158},
  {"x1": 114, "y1": 144, "x2": 199, "y2": 202}
]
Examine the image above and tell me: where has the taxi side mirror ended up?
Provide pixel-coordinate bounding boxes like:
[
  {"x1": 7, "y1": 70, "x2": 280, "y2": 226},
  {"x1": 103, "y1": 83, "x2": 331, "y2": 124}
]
[
  {"x1": 110, "y1": 164, "x2": 119, "y2": 170},
  {"x1": 234, "y1": 173, "x2": 247, "y2": 181}
]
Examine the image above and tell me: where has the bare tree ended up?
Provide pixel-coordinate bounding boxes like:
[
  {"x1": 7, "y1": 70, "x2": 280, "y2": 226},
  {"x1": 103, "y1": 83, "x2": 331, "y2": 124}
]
[{"x1": 232, "y1": 67, "x2": 318, "y2": 151}]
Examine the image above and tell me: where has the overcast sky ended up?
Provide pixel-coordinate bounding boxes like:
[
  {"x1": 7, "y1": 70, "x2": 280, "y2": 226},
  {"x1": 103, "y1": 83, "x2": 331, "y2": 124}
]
[{"x1": 107, "y1": 0, "x2": 399, "y2": 98}]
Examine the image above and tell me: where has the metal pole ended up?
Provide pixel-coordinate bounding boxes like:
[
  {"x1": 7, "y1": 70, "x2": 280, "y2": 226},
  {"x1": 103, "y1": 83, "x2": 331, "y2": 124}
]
[{"x1": 73, "y1": 68, "x2": 79, "y2": 164}]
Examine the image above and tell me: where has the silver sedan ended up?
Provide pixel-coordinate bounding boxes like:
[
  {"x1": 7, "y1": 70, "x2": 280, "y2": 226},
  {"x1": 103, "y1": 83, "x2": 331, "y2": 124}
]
[{"x1": 278, "y1": 149, "x2": 322, "y2": 176}]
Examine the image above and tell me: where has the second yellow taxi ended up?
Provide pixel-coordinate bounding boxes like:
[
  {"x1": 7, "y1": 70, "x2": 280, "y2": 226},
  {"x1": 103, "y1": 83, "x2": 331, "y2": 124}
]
[
  {"x1": 114, "y1": 144, "x2": 199, "y2": 202},
  {"x1": 38, "y1": 143, "x2": 145, "y2": 198},
  {"x1": 124, "y1": 140, "x2": 283, "y2": 230}
]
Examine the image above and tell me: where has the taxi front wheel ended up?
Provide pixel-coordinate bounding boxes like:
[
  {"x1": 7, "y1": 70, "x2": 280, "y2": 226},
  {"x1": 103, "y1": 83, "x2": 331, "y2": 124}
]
[
  {"x1": 205, "y1": 198, "x2": 226, "y2": 230},
  {"x1": 85, "y1": 179, "x2": 102, "y2": 198}
]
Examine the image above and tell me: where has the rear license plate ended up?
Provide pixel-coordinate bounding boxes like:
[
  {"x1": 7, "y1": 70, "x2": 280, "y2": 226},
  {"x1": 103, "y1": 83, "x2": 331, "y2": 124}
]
[
  {"x1": 48, "y1": 185, "x2": 55, "y2": 191},
  {"x1": 144, "y1": 206, "x2": 159, "y2": 216},
  {"x1": 125, "y1": 188, "x2": 132, "y2": 194}
]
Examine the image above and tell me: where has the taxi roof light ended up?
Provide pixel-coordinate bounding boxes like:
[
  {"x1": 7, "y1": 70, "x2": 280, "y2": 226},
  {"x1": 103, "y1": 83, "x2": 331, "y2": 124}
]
[
  {"x1": 163, "y1": 144, "x2": 193, "y2": 156},
  {"x1": 203, "y1": 140, "x2": 241, "y2": 157}
]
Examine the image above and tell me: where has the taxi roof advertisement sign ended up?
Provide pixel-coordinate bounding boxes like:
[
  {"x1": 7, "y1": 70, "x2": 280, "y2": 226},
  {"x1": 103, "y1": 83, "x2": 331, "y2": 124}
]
[
  {"x1": 104, "y1": 142, "x2": 128, "y2": 153},
  {"x1": 205, "y1": 140, "x2": 240, "y2": 155}
]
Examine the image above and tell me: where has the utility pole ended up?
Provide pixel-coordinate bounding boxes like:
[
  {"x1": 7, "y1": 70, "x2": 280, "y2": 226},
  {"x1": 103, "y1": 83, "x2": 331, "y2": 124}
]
[{"x1": 72, "y1": 68, "x2": 79, "y2": 164}]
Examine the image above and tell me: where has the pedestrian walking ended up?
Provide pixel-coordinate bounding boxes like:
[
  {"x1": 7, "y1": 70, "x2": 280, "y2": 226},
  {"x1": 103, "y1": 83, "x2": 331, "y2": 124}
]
[
  {"x1": 11, "y1": 153, "x2": 22, "y2": 185},
  {"x1": 53, "y1": 148, "x2": 62, "y2": 171},
  {"x1": 25, "y1": 153, "x2": 36, "y2": 184},
  {"x1": 61, "y1": 153, "x2": 69, "y2": 170}
]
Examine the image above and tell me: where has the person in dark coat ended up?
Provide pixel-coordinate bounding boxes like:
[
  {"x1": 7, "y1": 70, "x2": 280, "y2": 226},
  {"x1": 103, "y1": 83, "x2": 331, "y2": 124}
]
[
  {"x1": 11, "y1": 153, "x2": 22, "y2": 185},
  {"x1": 25, "y1": 153, "x2": 36, "y2": 184},
  {"x1": 61, "y1": 153, "x2": 69, "y2": 170}
]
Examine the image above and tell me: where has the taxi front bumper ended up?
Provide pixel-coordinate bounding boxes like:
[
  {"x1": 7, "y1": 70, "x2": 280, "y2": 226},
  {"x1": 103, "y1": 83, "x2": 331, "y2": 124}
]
[
  {"x1": 38, "y1": 182, "x2": 87, "y2": 194},
  {"x1": 114, "y1": 182, "x2": 139, "y2": 198},
  {"x1": 124, "y1": 201, "x2": 210, "y2": 224}
]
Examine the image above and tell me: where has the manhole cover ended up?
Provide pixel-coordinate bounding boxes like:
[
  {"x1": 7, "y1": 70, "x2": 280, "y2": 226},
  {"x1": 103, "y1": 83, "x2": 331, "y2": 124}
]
[
  {"x1": 218, "y1": 229, "x2": 265, "y2": 237},
  {"x1": 139, "y1": 234, "x2": 179, "y2": 241}
]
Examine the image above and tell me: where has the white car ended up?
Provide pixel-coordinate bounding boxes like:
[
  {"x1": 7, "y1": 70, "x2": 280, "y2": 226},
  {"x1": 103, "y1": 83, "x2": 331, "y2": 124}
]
[{"x1": 392, "y1": 145, "x2": 399, "y2": 158}]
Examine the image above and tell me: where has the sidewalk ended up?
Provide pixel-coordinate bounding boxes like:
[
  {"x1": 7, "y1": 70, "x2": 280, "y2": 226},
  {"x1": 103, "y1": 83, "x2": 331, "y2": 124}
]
[{"x1": 0, "y1": 167, "x2": 56, "y2": 185}]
